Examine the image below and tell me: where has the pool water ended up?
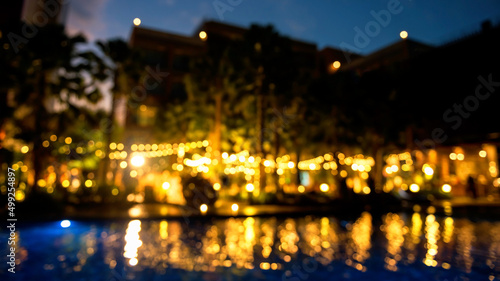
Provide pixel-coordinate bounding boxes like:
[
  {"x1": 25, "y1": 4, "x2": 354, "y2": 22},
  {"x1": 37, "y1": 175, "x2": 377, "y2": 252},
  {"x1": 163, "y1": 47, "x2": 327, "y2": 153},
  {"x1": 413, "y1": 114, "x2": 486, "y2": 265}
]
[{"x1": 1, "y1": 212, "x2": 499, "y2": 280}]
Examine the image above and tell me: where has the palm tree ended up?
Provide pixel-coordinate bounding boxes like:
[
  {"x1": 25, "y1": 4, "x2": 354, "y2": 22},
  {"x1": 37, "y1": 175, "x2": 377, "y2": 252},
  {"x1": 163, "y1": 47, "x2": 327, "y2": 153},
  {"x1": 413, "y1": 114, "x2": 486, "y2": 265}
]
[{"x1": 1, "y1": 22, "x2": 108, "y2": 193}]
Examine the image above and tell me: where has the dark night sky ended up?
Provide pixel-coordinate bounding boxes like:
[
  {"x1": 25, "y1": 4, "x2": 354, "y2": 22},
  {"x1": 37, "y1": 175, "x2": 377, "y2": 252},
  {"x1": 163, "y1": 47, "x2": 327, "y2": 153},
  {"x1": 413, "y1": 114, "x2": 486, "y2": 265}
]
[{"x1": 65, "y1": 0, "x2": 500, "y2": 54}]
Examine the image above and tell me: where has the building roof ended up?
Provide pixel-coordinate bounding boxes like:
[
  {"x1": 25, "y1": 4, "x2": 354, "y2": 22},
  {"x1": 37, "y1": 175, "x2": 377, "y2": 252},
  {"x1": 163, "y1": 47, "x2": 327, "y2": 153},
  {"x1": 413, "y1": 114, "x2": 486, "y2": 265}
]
[
  {"x1": 341, "y1": 38, "x2": 433, "y2": 73},
  {"x1": 130, "y1": 26, "x2": 205, "y2": 49}
]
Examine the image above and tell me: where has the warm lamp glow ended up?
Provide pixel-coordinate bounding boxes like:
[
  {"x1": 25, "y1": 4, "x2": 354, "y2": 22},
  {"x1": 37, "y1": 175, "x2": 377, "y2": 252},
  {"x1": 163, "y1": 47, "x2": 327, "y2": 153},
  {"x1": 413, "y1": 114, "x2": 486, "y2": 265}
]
[
  {"x1": 231, "y1": 203, "x2": 239, "y2": 212},
  {"x1": 441, "y1": 184, "x2": 451, "y2": 193},
  {"x1": 133, "y1": 18, "x2": 141, "y2": 26},
  {"x1": 200, "y1": 204, "x2": 208, "y2": 213},
  {"x1": 131, "y1": 155, "x2": 145, "y2": 167},
  {"x1": 162, "y1": 182, "x2": 170, "y2": 190},
  {"x1": 409, "y1": 184, "x2": 420, "y2": 192},
  {"x1": 400, "y1": 30, "x2": 408, "y2": 39},
  {"x1": 423, "y1": 166, "x2": 434, "y2": 176},
  {"x1": 245, "y1": 183, "x2": 255, "y2": 192},
  {"x1": 199, "y1": 31, "x2": 207, "y2": 40},
  {"x1": 21, "y1": 146, "x2": 29, "y2": 154},
  {"x1": 479, "y1": 150, "x2": 487, "y2": 158},
  {"x1": 320, "y1": 183, "x2": 329, "y2": 192},
  {"x1": 332, "y1": 61, "x2": 341, "y2": 69}
]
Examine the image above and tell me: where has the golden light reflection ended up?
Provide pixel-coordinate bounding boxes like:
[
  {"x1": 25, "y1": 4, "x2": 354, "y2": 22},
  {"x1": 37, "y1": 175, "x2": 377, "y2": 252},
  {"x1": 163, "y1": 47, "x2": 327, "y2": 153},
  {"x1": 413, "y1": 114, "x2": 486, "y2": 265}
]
[
  {"x1": 260, "y1": 218, "x2": 276, "y2": 259},
  {"x1": 381, "y1": 213, "x2": 407, "y2": 271},
  {"x1": 442, "y1": 217, "x2": 454, "y2": 244},
  {"x1": 278, "y1": 219, "x2": 299, "y2": 256},
  {"x1": 423, "y1": 215, "x2": 440, "y2": 267},
  {"x1": 346, "y1": 212, "x2": 372, "y2": 271},
  {"x1": 88, "y1": 213, "x2": 491, "y2": 275},
  {"x1": 124, "y1": 220, "x2": 142, "y2": 266}
]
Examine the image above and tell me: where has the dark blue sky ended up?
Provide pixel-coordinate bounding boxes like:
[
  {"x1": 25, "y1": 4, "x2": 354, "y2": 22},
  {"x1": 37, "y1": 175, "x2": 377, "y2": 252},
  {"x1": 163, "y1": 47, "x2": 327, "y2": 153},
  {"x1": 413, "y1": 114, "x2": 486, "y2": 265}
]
[{"x1": 67, "y1": 0, "x2": 500, "y2": 54}]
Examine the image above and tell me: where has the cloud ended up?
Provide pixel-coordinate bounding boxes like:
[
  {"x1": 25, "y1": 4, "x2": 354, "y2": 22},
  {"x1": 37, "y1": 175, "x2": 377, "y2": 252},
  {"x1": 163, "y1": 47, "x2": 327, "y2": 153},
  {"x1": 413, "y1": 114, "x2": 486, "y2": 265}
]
[{"x1": 65, "y1": 0, "x2": 110, "y2": 41}]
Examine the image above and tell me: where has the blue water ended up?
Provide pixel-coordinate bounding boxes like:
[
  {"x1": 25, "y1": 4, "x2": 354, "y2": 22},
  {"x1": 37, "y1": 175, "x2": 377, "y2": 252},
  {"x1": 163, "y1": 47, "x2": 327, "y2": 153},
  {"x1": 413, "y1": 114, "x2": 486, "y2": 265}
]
[{"x1": 1, "y1": 212, "x2": 499, "y2": 280}]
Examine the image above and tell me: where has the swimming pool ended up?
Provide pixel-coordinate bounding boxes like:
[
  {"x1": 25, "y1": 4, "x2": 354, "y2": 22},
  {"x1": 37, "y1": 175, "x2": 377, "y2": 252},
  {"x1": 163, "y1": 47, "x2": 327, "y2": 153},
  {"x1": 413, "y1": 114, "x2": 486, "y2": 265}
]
[{"x1": 1, "y1": 212, "x2": 499, "y2": 280}]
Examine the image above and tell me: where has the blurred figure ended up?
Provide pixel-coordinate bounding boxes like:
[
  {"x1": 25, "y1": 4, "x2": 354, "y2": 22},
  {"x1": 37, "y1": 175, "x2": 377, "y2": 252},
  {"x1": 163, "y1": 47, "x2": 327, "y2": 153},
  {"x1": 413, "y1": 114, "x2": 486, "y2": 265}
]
[{"x1": 467, "y1": 175, "x2": 477, "y2": 199}]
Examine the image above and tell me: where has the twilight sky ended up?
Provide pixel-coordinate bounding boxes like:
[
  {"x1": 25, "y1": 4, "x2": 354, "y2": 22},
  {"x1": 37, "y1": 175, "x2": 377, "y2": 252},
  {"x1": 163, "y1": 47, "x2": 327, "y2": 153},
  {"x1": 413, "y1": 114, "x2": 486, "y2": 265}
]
[{"x1": 65, "y1": 0, "x2": 500, "y2": 54}]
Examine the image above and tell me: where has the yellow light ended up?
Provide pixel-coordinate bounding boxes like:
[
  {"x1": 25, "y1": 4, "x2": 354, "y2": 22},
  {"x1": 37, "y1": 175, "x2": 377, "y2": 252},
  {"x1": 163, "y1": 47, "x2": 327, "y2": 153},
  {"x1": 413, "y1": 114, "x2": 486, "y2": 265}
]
[
  {"x1": 130, "y1": 170, "x2": 137, "y2": 178},
  {"x1": 288, "y1": 161, "x2": 295, "y2": 169},
  {"x1": 423, "y1": 166, "x2": 434, "y2": 176},
  {"x1": 109, "y1": 142, "x2": 117, "y2": 150},
  {"x1": 129, "y1": 258, "x2": 138, "y2": 266},
  {"x1": 400, "y1": 30, "x2": 408, "y2": 39},
  {"x1": 21, "y1": 146, "x2": 29, "y2": 154},
  {"x1": 385, "y1": 166, "x2": 393, "y2": 175},
  {"x1": 264, "y1": 160, "x2": 271, "y2": 167},
  {"x1": 239, "y1": 156, "x2": 246, "y2": 162},
  {"x1": 62, "y1": 180, "x2": 70, "y2": 188},
  {"x1": 351, "y1": 163, "x2": 358, "y2": 171},
  {"x1": 131, "y1": 155, "x2": 145, "y2": 167},
  {"x1": 340, "y1": 170, "x2": 348, "y2": 178},
  {"x1": 120, "y1": 161, "x2": 128, "y2": 169},
  {"x1": 229, "y1": 154, "x2": 237, "y2": 162},
  {"x1": 222, "y1": 152, "x2": 228, "y2": 159},
  {"x1": 248, "y1": 156, "x2": 255, "y2": 163},
  {"x1": 37, "y1": 179, "x2": 47, "y2": 188},
  {"x1": 409, "y1": 184, "x2": 420, "y2": 192},
  {"x1": 13, "y1": 190, "x2": 25, "y2": 202},
  {"x1": 246, "y1": 183, "x2": 255, "y2": 192},
  {"x1": 231, "y1": 203, "x2": 239, "y2": 212},
  {"x1": 449, "y1": 153, "x2": 456, "y2": 160},
  {"x1": 332, "y1": 61, "x2": 341, "y2": 69},
  {"x1": 213, "y1": 183, "x2": 221, "y2": 191},
  {"x1": 390, "y1": 165, "x2": 399, "y2": 172},
  {"x1": 309, "y1": 163, "x2": 316, "y2": 170},
  {"x1": 65, "y1": 137, "x2": 72, "y2": 144},
  {"x1": 200, "y1": 204, "x2": 208, "y2": 213},
  {"x1": 362, "y1": 186, "x2": 371, "y2": 194},
  {"x1": 117, "y1": 143, "x2": 125, "y2": 150},
  {"x1": 493, "y1": 178, "x2": 500, "y2": 188},
  {"x1": 133, "y1": 18, "x2": 141, "y2": 26},
  {"x1": 112, "y1": 188, "x2": 119, "y2": 196},
  {"x1": 50, "y1": 134, "x2": 57, "y2": 142},
  {"x1": 85, "y1": 179, "x2": 93, "y2": 188},
  {"x1": 42, "y1": 140, "x2": 50, "y2": 147},
  {"x1": 199, "y1": 30, "x2": 207, "y2": 40},
  {"x1": 456, "y1": 153, "x2": 464, "y2": 161},
  {"x1": 320, "y1": 183, "x2": 329, "y2": 192},
  {"x1": 162, "y1": 182, "x2": 170, "y2": 190},
  {"x1": 479, "y1": 150, "x2": 487, "y2": 158},
  {"x1": 131, "y1": 144, "x2": 138, "y2": 151},
  {"x1": 298, "y1": 185, "x2": 305, "y2": 193},
  {"x1": 441, "y1": 184, "x2": 451, "y2": 193}
]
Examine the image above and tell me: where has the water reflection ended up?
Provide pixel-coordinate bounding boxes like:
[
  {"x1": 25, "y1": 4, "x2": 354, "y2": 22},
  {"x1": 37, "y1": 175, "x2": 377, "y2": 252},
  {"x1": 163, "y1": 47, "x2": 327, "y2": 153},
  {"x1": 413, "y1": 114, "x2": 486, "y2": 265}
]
[
  {"x1": 4, "y1": 212, "x2": 500, "y2": 280},
  {"x1": 381, "y1": 213, "x2": 406, "y2": 271}
]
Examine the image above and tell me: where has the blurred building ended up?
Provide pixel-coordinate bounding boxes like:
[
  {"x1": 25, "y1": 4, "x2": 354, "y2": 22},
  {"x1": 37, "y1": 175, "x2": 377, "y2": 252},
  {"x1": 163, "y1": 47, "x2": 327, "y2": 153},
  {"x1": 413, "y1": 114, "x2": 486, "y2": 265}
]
[{"x1": 126, "y1": 20, "x2": 355, "y2": 144}]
